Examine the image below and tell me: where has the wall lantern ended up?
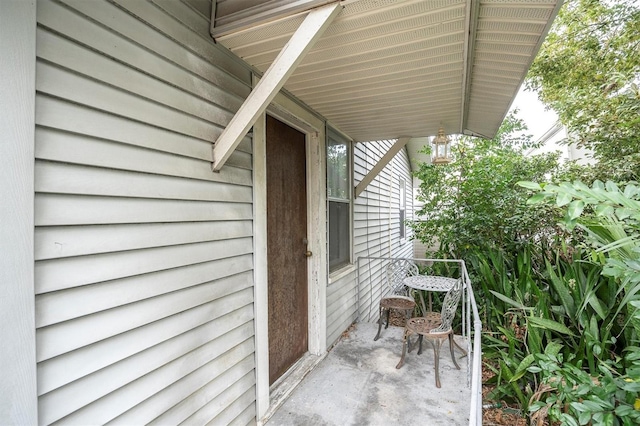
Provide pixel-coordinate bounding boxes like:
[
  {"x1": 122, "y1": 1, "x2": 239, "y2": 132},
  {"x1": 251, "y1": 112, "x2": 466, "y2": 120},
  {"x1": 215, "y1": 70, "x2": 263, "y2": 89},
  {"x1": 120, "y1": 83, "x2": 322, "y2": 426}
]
[{"x1": 432, "y1": 126, "x2": 451, "y2": 164}]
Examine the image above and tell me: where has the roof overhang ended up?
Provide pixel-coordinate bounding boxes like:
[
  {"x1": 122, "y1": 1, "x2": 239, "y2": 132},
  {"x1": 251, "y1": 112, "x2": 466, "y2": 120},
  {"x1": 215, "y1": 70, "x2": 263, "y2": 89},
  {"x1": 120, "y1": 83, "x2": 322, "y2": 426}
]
[{"x1": 211, "y1": 0, "x2": 562, "y2": 144}]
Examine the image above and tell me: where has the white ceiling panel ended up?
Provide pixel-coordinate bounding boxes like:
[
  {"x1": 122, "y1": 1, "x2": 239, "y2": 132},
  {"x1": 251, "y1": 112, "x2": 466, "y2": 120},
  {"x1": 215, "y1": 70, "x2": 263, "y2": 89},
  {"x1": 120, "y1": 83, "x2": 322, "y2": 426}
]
[{"x1": 213, "y1": 0, "x2": 562, "y2": 143}]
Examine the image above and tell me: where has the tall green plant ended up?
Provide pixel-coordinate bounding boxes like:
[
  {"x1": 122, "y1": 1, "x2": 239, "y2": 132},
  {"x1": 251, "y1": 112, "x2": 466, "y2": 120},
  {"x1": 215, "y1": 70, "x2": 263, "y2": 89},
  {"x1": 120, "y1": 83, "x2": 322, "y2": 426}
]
[
  {"x1": 517, "y1": 179, "x2": 640, "y2": 424},
  {"x1": 470, "y1": 246, "x2": 548, "y2": 409},
  {"x1": 521, "y1": 180, "x2": 640, "y2": 343}
]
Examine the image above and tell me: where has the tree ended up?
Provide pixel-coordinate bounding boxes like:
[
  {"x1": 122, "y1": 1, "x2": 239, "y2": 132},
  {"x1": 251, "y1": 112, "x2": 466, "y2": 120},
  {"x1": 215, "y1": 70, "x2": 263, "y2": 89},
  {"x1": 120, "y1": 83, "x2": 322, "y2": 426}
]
[
  {"x1": 526, "y1": 0, "x2": 640, "y2": 164},
  {"x1": 412, "y1": 112, "x2": 564, "y2": 257}
]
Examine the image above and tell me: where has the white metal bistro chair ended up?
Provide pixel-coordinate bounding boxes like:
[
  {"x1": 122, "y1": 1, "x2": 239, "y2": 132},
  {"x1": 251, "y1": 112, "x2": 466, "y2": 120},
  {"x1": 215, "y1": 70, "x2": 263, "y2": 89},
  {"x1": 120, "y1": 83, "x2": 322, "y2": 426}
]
[
  {"x1": 373, "y1": 259, "x2": 418, "y2": 341},
  {"x1": 395, "y1": 278, "x2": 463, "y2": 388}
]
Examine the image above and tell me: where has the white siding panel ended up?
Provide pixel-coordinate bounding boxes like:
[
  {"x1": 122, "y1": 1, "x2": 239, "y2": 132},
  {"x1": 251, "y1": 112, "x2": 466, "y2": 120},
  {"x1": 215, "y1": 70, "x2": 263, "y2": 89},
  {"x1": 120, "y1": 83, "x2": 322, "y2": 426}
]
[
  {"x1": 37, "y1": 274, "x2": 253, "y2": 362},
  {"x1": 36, "y1": 61, "x2": 229, "y2": 142},
  {"x1": 327, "y1": 287, "x2": 357, "y2": 343},
  {"x1": 35, "y1": 194, "x2": 253, "y2": 226},
  {"x1": 35, "y1": 0, "x2": 259, "y2": 423},
  {"x1": 108, "y1": 0, "x2": 250, "y2": 80},
  {"x1": 40, "y1": 328, "x2": 255, "y2": 425},
  {"x1": 40, "y1": 0, "x2": 250, "y2": 96},
  {"x1": 34, "y1": 126, "x2": 252, "y2": 186},
  {"x1": 36, "y1": 29, "x2": 239, "y2": 127},
  {"x1": 148, "y1": 362, "x2": 255, "y2": 425},
  {"x1": 152, "y1": 0, "x2": 212, "y2": 38},
  {"x1": 36, "y1": 254, "x2": 254, "y2": 327},
  {"x1": 179, "y1": 375, "x2": 256, "y2": 426},
  {"x1": 326, "y1": 274, "x2": 357, "y2": 307},
  {"x1": 35, "y1": 96, "x2": 209, "y2": 161},
  {"x1": 35, "y1": 221, "x2": 252, "y2": 260},
  {"x1": 35, "y1": 162, "x2": 253, "y2": 202},
  {"x1": 38, "y1": 303, "x2": 255, "y2": 397},
  {"x1": 109, "y1": 353, "x2": 254, "y2": 425},
  {"x1": 327, "y1": 140, "x2": 415, "y2": 347},
  {"x1": 231, "y1": 402, "x2": 258, "y2": 426},
  {"x1": 183, "y1": 0, "x2": 211, "y2": 19}
]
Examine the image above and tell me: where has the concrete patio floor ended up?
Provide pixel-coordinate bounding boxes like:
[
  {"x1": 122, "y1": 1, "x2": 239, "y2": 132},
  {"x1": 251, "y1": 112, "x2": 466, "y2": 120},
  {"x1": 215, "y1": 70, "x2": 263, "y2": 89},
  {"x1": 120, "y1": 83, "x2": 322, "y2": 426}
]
[{"x1": 266, "y1": 322, "x2": 471, "y2": 425}]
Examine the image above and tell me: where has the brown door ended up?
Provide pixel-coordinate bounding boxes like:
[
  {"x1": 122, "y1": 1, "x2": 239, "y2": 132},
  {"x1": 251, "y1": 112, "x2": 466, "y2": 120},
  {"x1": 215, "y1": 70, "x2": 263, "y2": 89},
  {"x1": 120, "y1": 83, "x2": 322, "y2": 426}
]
[{"x1": 266, "y1": 115, "x2": 308, "y2": 385}]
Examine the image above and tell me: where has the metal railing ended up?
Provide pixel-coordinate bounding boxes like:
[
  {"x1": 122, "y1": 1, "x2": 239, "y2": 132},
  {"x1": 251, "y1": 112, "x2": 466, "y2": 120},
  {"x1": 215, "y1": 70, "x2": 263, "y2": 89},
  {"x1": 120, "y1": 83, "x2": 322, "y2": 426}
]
[
  {"x1": 356, "y1": 256, "x2": 483, "y2": 426},
  {"x1": 461, "y1": 260, "x2": 483, "y2": 426}
]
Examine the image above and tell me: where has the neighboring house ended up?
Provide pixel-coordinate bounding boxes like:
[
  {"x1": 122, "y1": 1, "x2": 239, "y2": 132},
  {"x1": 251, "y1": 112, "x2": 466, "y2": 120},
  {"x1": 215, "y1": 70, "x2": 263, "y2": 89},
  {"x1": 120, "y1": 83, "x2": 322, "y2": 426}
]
[
  {"x1": 1, "y1": 0, "x2": 561, "y2": 424},
  {"x1": 528, "y1": 120, "x2": 594, "y2": 164}
]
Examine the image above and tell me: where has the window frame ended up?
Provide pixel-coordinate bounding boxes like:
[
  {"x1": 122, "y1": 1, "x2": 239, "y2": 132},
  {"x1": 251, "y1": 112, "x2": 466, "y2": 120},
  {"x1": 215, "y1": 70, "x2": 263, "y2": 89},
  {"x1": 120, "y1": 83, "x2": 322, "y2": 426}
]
[
  {"x1": 399, "y1": 177, "x2": 407, "y2": 241},
  {"x1": 326, "y1": 127, "x2": 353, "y2": 274}
]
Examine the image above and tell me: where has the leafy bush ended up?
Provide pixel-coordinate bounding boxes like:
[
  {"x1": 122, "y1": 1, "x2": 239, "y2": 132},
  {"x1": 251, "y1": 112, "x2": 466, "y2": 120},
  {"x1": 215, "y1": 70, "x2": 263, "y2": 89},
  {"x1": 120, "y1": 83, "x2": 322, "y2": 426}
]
[
  {"x1": 457, "y1": 179, "x2": 640, "y2": 424},
  {"x1": 511, "y1": 180, "x2": 640, "y2": 424},
  {"x1": 528, "y1": 325, "x2": 640, "y2": 426},
  {"x1": 411, "y1": 111, "x2": 565, "y2": 259}
]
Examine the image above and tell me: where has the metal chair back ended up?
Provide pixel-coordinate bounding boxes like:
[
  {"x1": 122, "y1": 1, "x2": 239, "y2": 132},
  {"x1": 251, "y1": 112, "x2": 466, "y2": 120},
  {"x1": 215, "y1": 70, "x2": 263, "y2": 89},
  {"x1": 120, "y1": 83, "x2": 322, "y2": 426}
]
[
  {"x1": 386, "y1": 259, "x2": 419, "y2": 297},
  {"x1": 431, "y1": 278, "x2": 462, "y2": 333}
]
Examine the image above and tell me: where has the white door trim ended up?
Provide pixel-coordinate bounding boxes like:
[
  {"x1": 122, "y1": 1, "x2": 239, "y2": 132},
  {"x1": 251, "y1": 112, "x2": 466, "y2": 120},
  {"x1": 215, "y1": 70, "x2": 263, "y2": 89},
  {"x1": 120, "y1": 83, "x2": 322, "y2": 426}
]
[
  {"x1": 0, "y1": 2, "x2": 37, "y2": 423},
  {"x1": 252, "y1": 81, "x2": 327, "y2": 420}
]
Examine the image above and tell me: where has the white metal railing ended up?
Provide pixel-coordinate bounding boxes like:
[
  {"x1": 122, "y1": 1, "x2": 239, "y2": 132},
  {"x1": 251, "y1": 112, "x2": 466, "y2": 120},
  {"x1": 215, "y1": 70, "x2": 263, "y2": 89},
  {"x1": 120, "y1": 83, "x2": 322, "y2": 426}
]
[
  {"x1": 461, "y1": 260, "x2": 483, "y2": 426},
  {"x1": 356, "y1": 256, "x2": 483, "y2": 426}
]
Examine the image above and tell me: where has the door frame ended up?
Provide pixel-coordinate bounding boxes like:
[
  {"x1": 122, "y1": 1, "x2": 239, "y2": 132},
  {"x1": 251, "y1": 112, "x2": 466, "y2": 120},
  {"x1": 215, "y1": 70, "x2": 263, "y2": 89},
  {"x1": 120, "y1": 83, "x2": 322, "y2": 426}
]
[{"x1": 252, "y1": 78, "x2": 327, "y2": 421}]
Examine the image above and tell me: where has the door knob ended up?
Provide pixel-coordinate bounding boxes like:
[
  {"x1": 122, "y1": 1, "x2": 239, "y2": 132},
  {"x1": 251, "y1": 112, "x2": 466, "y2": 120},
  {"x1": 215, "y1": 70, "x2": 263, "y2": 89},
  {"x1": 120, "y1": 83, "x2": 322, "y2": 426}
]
[{"x1": 304, "y1": 250, "x2": 313, "y2": 257}]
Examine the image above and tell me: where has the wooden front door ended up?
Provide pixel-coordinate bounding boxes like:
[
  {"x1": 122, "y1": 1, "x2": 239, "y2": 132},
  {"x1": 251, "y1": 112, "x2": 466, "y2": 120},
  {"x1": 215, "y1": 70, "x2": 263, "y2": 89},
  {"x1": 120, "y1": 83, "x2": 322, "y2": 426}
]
[{"x1": 266, "y1": 115, "x2": 308, "y2": 385}]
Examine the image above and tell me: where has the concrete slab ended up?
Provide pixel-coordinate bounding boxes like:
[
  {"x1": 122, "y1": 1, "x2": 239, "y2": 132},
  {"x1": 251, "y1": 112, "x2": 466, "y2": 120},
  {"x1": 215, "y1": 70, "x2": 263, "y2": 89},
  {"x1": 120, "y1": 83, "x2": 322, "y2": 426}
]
[{"x1": 266, "y1": 322, "x2": 470, "y2": 425}]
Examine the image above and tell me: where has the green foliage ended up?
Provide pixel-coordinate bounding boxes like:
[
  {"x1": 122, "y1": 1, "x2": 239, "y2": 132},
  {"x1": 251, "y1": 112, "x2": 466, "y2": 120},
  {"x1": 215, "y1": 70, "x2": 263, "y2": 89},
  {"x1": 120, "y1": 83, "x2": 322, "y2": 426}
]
[
  {"x1": 471, "y1": 246, "x2": 545, "y2": 410},
  {"x1": 523, "y1": 180, "x2": 640, "y2": 340},
  {"x1": 411, "y1": 111, "x2": 565, "y2": 257},
  {"x1": 529, "y1": 340, "x2": 640, "y2": 425},
  {"x1": 464, "y1": 180, "x2": 640, "y2": 423},
  {"x1": 488, "y1": 179, "x2": 640, "y2": 424},
  {"x1": 526, "y1": 0, "x2": 640, "y2": 168}
]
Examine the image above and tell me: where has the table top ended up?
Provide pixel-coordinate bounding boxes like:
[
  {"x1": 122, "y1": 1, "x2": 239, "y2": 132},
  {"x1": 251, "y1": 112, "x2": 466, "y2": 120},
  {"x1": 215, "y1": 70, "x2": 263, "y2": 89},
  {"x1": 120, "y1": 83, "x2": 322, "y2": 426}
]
[{"x1": 403, "y1": 275, "x2": 458, "y2": 292}]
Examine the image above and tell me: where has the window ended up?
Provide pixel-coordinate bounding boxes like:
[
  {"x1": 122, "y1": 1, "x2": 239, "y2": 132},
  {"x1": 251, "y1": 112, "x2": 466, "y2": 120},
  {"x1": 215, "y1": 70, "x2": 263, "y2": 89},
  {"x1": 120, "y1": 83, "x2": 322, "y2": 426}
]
[
  {"x1": 327, "y1": 131, "x2": 351, "y2": 272},
  {"x1": 399, "y1": 178, "x2": 406, "y2": 239}
]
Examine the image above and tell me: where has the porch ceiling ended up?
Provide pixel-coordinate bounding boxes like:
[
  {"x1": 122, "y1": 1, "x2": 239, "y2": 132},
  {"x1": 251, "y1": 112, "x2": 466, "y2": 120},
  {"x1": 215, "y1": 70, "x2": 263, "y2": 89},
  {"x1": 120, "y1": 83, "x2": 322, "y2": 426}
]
[{"x1": 213, "y1": 0, "x2": 561, "y2": 142}]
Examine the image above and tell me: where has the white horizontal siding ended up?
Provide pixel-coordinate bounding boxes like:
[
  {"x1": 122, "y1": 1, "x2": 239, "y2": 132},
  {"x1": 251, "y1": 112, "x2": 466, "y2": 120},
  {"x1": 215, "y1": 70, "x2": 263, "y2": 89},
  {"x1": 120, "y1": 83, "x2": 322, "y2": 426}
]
[
  {"x1": 35, "y1": 161, "x2": 253, "y2": 202},
  {"x1": 326, "y1": 140, "x2": 414, "y2": 346},
  {"x1": 35, "y1": 126, "x2": 251, "y2": 185},
  {"x1": 39, "y1": 318, "x2": 255, "y2": 425},
  {"x1": 35, "y1": 221, "x2": 253, "y2": 260},
  {"x1": 35, "y1": 0, "x2": 256, "y2": 424},
  {"x1": 109, "y1": 354, "x2": 254, "y2": 424},
  {"x1": 37, "y1": 303, "x2": 255, "y2": 396}
]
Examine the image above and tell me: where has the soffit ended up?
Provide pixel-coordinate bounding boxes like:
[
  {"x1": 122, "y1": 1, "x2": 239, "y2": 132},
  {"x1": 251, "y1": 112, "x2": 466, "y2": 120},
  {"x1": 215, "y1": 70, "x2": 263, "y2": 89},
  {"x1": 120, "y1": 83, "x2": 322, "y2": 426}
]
[{"x1": 213, "y1": 0, "x2": 561, "y2": 142}]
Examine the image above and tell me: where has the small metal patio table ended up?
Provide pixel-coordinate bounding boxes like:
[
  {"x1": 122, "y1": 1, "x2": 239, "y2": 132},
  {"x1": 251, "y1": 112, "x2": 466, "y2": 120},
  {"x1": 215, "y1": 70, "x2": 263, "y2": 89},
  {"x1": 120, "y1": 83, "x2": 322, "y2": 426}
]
[{"x1": 403, "y1": 275, "x2": 458, "y2": 315}]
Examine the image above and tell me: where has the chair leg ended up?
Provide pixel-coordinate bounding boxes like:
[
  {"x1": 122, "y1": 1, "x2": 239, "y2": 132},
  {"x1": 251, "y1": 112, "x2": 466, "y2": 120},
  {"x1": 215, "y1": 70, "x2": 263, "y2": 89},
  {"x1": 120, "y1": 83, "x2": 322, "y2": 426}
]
[
  {"x1": 433, "y1": 338, "x2": 443, "y2": 388},
  {"x1": 396, "y1": 329, "x2": 409, "y2": 369},
  {"x1": 452, "y1": 338, "x2": 468, "y2": 357},
  {"x1": 449, "y1": 333, "x2": 461, "y2": 369},
  {"x1": 384, "y1": 308, "x2": 391, "y2": 329},
  {"x1": 373, "y1": 306, "x2": 385, "y2": 341},
  {"x1": 417, "y1": 335, "x2": 424, "y2": 355}
]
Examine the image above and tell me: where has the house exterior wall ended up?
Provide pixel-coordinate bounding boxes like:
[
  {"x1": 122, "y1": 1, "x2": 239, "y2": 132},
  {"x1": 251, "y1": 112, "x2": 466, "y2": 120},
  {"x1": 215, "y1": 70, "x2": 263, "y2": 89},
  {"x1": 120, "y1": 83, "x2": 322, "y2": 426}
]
[
  {"x1": 4, "y1": 0, "x2": 418, "y2": 423},
  {"x1": 34, "y1": 0, "x2": 256, "y2": 424},
  {"x1": 326, "y1": 141, "x2": 414, "y2": 346}
]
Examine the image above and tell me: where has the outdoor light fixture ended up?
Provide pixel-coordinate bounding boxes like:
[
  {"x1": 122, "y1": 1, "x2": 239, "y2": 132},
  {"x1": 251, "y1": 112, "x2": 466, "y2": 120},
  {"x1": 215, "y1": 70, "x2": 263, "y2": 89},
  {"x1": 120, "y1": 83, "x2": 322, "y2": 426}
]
[{"x1": 432, "y1": 126, "x2": 451, "y2": 164}]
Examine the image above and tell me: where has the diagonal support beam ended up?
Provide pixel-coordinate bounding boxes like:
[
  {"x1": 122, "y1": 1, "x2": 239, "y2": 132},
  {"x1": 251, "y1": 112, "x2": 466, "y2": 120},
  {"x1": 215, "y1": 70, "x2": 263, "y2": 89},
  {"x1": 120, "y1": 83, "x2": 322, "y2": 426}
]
[
  {"x1": 212, "y1": 2, "x2": 342, "y2": 172},
  {"x1": 355, "y1": 137, "x2": 410, "y2": 198}
]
